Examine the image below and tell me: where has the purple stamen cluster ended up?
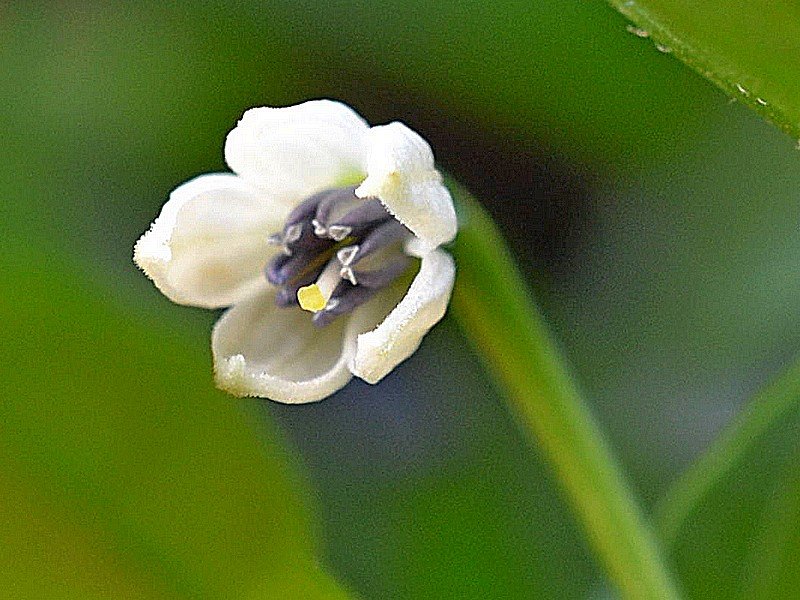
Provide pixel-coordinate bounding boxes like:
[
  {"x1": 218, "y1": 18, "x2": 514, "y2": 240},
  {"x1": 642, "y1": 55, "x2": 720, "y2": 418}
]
[{"x1": 265, "y1": 186, "x2": 413, "y2": 327}]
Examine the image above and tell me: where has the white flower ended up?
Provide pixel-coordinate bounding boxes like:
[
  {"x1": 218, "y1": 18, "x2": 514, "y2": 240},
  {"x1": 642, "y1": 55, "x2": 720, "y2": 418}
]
[{"x1": 134, "y1": 100, "x2": 457, "y2": 403}]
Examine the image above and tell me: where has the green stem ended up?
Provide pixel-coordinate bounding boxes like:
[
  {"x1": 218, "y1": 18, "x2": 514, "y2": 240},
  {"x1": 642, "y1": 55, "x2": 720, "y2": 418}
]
[
  {"x1": 447, "y1": 180, "x2": 680, "y2": 600},
  {"x1": 655, "y1": 357, "x2": 800, "y2": 546}
]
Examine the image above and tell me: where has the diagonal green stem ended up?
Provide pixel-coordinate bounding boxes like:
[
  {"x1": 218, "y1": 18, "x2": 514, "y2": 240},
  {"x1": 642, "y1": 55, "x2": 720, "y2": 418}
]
[
  {"x1": 655, "y1": 357, "x2": 800, "y2": 546},
  {"x1": 447, "y1": 180, "x2": 680, "y2": 600}
]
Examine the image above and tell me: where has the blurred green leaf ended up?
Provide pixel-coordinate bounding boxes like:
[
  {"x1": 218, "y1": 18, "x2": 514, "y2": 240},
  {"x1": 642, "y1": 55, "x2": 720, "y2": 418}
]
[
  {"x1": 380, "y1": 457, "x2": 598, "y2": 599},
  {"x1": 0, "y1": 247, "x2": 351, "y2": 599},
  {"x1": 8, "y1": 1, "x2": 799, "y2": 598},
  {"x1": 608, "y1": 0, "x2": 800, "y2": 140},
  {"x1": 656, "y1": 358, "x2": 800, "y2": 599},
  {"x1": 0, "y1": 469, "x2": 165, "y2": 600},
  {"x1": 555, "y1": 105, "x2": 800, "y2": 501},
  {"x1": 738, "y1": 454, "x2": 800, "y2": 599}
]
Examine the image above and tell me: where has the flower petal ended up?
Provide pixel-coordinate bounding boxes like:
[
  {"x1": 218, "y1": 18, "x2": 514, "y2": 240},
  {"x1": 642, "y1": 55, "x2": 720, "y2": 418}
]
[
  {"x1": 212, "y1": 282, "x2": 361, "y2": 403},
  {"x1": 350, "y1": 245, "x2": 456, "y2": 384},
  {"x1": 355, "y1": 122, "x2": 457, "y2": 250},
  {"x1": 134, "y1": 173, "x2": 286, "y2": 309},
  {"x1": 225, "y1": 100, "x2": 369, "y2": 203}
]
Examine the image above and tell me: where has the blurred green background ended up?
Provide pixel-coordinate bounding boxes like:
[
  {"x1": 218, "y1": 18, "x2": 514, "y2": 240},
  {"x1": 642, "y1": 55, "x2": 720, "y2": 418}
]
[{"x1": 3, "y1": 1, "x2": 800, "y2": 598}]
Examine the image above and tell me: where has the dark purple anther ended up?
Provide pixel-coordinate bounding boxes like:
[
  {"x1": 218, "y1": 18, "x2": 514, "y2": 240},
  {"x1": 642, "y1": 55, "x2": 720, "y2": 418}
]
[
  {"x1": 343, "y1": 255, "x2": 413, "y2": 289},
  {"x1": 286, "y1": 223, "x2": 331, "y2": 255},
  {"x1": 313, "y1": 185, "x2": 359, "y2": 227},
  {"x1": 265, "y1": 253, "x2": 292, "y2": 285},
  {"x1": 335, "y1": 219, "x2": 409, "y2": 268},
  {"x1": 274, "y1": 286, "x2": 299, "y2": 307},
  {"x1": 265, "y1": 247, "x2": 328, "y2": 286},
  {"x1": 329, "y1": 198, "x2": 391, "y2": 230},
  {"x1": 284, "y1": 188, "x2": 339, "y2": 228},
  {"x1": 313, "y1": 199, "x2": 393, "y2": 241},
  {"x1": 311, "y1": 284, "x2": 379, "y2": 328}
]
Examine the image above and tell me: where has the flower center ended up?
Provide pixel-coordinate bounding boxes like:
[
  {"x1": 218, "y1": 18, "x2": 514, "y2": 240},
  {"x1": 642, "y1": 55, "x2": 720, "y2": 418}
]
[{"x1": 265, "y1": 186, "x2": 414, "y2": 327}]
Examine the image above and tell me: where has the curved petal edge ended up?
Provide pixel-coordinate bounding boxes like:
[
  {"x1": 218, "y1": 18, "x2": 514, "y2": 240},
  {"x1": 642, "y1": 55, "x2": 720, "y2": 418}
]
[
  {"x1": 134, "y1": 173, "x2": 283, "y2": 309},
  {"x1": 225, "y1": 99, "x2": 369, "y2": 202},
  {"x1": 350, "y1": 246, "x2": 456, "y2": 384}
]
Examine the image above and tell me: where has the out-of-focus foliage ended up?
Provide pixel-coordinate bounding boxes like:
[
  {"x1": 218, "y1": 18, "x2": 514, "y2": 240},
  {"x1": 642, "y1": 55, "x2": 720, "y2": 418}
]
[
  {"x1": 657, "y1": 359, "x2": 800, "y2": 599},
  {"x1": 0, "y1": 247, "x2": 353, "y2": 598},
  {"x1": 263, "y1": 0, "x2": 710, "y2": 168},
  {"x1": 2, "y1": 2, "x2": 612, "y2": 597},
  {"x1": 560, "y1": 107, "x2": 800, "y2": 497},
  {"x1": 3, "y1": 0, "x2": 800, "y2": 598},
  {"x1": 267, "y1": 318, "x2": 603, "y2": 599}
]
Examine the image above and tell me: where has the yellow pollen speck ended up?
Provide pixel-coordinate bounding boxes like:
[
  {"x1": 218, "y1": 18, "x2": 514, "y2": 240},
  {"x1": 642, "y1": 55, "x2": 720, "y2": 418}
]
[{"x1": 297, "y1": 284, "x2": 326, "y2": 313}]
